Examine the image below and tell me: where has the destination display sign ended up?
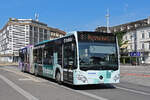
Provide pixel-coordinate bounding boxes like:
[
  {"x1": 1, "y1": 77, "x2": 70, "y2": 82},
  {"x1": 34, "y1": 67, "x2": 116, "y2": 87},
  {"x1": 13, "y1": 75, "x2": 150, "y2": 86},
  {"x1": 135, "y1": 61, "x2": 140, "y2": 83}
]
[{"x1": 78, "y1": 32, "x2": 116, "y2": 42}]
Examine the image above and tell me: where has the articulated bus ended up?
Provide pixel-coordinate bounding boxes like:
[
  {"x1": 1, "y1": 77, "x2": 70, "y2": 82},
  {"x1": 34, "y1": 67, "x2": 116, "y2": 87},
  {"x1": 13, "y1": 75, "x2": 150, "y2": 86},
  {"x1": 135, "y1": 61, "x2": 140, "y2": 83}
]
[
  {"x1": 19, "y1": 45, "x2": 34, "y2": 73},
  {"x1": 19, "y1": 31, "x2": 120, "y2": 85}
]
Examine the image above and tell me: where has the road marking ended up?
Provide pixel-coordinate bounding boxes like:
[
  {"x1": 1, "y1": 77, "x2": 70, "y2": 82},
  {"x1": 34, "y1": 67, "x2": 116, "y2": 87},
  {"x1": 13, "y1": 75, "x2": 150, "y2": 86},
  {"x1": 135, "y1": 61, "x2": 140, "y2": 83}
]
[
  {"x1": 116, "y1": 86, "x2": 150, "y2": 96},
  {"x1": 1, "y1": 68, "x2": 41, "y2": 82},
  {"x1": 44, "y1": 81, "x2": 108, "y2": 100},
  {"x1": 64, "y1": 87, "x2": 109, "y2": 100},
  {"x1": 0, "y1": 74, "x2": 39, "y2": 100},
  {"x1": 19, "y1": 78, "x2": 32, "y2": 81}
]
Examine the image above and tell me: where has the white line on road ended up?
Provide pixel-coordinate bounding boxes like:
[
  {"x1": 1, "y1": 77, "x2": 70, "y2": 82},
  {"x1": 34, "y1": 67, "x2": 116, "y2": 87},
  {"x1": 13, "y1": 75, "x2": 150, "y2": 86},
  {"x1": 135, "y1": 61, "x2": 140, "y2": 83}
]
[
  {"x1": 65, "y1": 87, "x2": 109, "y2": 100},
  {"x1": 116, "y1": 86, "x2": 150, "y2": 96},
  {"x1": 45, "y1": 81, "x2": 108, "y2": 100},
  {"x1": 0, "y1": 74, "x2": 39, "y2": 100},
  {"x1": 19, "y1": 78, "x2": 32, "y2": 81},
  {"x1": 1, "y1": 68, "x2": 41, "y2": 82}
]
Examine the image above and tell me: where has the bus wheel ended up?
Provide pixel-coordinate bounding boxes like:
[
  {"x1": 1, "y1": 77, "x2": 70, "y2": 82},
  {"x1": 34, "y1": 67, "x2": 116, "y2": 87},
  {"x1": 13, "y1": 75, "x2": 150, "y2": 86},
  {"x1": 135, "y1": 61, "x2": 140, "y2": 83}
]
[{"x1": 56, "y1": 71, "x2": 61, "y2": 84}]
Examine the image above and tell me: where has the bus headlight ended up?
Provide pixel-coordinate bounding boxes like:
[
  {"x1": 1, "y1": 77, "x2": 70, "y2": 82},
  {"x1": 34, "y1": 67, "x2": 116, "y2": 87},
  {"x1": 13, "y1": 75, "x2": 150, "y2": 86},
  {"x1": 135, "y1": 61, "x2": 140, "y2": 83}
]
[
  {"x1": 113, "y1": 74, "x2": 120, "y2": 82},
  {"x1": 77, "y1": 75, "x2": 87, "y2": 83}
]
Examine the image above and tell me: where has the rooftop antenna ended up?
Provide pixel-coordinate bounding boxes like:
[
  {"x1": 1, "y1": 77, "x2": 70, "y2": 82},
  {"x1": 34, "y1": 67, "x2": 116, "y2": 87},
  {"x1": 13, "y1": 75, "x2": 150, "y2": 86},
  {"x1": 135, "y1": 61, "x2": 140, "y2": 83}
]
[
  {"x1": 106, "y1": 8, "x2": 110, "y2": 33},
  {"x1": 35, "y1": 13, "x2": 39, "y2": 21}
]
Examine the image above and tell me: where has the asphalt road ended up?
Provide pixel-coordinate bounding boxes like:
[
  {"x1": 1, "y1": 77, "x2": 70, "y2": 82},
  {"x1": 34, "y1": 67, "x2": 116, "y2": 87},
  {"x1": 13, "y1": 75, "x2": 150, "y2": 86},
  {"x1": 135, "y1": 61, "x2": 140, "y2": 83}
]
[{"x1": 0, "y1": 65, "x2": 150, "y2": 100}]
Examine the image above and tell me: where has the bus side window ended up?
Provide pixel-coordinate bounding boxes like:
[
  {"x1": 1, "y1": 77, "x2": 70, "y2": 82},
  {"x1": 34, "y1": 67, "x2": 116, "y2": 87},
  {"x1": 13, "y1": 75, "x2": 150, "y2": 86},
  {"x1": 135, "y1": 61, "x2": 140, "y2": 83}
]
[
  {"x1": 34, "y1": 56, "x2": 37, "y2": 63},
  {"x1": 43, "y1": 47, "x2": 53, "y2": 65},
  {"x1": 54, "y1": 45, "x2": 62, "y2": 66},
  {"x1": 34, "y1": 48, "x2": 42, "y2": 64},
  {"x1": 33, "y1": 49, "x2": 37, "y2": 63}
]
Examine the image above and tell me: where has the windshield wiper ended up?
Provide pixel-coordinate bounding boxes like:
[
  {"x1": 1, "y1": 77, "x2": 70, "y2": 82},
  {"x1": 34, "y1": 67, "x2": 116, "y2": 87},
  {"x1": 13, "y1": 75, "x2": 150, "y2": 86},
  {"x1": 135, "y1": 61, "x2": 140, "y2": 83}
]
[
  {"x1": 80, "y1": 65, "x2": 104, "y2": 71},
  {"x1": 80, "y1": 66, "x2": 93, "y2": 71},
  {"x1": 80, "y1": 65, "x2": 118, "y2": 71}
]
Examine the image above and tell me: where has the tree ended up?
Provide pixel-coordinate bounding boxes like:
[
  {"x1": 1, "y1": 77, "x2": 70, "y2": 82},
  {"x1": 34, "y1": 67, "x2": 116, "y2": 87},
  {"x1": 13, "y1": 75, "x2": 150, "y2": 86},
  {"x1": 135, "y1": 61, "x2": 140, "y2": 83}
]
[
  {"x1": 115, "y1": 31, "x2": 129, "y2": 64},
  {"x1": 115, "y1": 31, "x2": 126, "y2": 47}
]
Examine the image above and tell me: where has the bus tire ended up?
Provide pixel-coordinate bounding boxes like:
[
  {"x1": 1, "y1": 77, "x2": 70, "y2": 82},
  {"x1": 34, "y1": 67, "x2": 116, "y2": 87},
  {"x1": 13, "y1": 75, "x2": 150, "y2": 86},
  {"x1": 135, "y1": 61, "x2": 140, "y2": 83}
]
[{"x1": 56, "y1": 71, "x2": 61, "y2": 84}]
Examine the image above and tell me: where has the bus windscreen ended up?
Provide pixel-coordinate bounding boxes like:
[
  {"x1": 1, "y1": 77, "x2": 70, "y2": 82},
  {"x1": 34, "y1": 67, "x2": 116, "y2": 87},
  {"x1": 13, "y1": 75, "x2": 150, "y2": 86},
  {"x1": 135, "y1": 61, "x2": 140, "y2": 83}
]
[{"x1": 78, "y1": 32, "x2": 118, "y2": 71}]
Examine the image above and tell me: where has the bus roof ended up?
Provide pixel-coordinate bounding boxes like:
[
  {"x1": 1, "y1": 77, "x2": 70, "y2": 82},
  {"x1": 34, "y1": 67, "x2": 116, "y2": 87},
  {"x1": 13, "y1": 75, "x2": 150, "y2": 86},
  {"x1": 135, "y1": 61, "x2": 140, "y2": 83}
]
[
  {"x1": 34, "y1": 31, "x2": 77, "y2": 46},
  {"x1": 34, "y1": 31, "x2": 115, "y2": 46}
]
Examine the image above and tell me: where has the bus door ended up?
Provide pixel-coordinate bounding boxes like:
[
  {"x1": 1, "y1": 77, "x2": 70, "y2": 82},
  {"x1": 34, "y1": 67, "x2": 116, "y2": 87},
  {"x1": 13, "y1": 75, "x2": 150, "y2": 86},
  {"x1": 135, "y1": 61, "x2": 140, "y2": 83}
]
[
  {"x1": 63, "y1": 43, "x2": 76, "y2": 83},
  {"x1": 24, "y1": 48, "x2": 28, "y2": 71},
  {"x1": 43, "y1": 46, "x2": 53, "y2": 78}
]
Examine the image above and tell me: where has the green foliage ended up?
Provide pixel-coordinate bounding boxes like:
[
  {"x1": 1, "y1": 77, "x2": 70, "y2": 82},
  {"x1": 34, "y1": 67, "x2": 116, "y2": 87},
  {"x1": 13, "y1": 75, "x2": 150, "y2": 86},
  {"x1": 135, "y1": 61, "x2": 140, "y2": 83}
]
[
  {"x1": 115, "y1": 31, "x2": 126, "y2": 47},
  {"x1": 115, "y1": 31, "x2": 130, "y2": 64},
  {"x1": 120, "y1": 56, "x2": 131, "y2": 63},
  {"x1": 131, "y1": 57, "x2": 136, "y2": 62}
]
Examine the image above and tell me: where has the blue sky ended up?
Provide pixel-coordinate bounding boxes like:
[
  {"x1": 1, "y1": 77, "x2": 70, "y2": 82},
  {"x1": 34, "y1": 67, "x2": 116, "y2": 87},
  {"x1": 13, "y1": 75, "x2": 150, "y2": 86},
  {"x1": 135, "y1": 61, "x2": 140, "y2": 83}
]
[{"x1": 0, "y1": 0, "x2": 150, "y2": 32}]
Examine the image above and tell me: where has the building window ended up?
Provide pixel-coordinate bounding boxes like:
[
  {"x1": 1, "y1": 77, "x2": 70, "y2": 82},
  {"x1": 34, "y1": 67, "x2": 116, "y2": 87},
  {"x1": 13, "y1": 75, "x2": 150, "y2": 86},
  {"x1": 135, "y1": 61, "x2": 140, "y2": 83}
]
[
  {"x1": 142, "y1": 33, "x2": 145, "y2": 39},
  {"x1": 135, "y1": 44, "x2": 137, "y2": 50},
  {"x1": 134, "y1": 33, "x2": 136, "y2": 40},
  {"x1": 130, "y1": 35, "x2": 132, "y2": 40},
  {"x1": 39, "y1": 28, "x2": 43, "y2": 32},
  {"x1": 44, "y1": 29, "x2": 47, "y2": 33},
  {"x1": 130, "y1": 45, "x2": 132, "y2": 50},
  {"x1": 30, "y1": 26, "x2": 32, "y2": 30},
  {"x1": 142, "y1": 57, "x2": 145, "y2": 61},
  {"x1": 142, "y1": 43, "x2": 145, "y2": 49},
  {"x1": 34, "y1": 27, "x2": 38, "y2": 32},
  {"x1": 149, "y1": 32, "x2": 150, "y2": 38}
]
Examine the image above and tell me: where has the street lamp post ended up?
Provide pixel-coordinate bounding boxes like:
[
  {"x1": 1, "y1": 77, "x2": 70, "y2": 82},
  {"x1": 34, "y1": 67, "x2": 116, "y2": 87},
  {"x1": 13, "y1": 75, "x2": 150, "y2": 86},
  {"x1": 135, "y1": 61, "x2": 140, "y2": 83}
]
[{"x1": 106, "y1": 8, "x2": 110, "y2": 33}]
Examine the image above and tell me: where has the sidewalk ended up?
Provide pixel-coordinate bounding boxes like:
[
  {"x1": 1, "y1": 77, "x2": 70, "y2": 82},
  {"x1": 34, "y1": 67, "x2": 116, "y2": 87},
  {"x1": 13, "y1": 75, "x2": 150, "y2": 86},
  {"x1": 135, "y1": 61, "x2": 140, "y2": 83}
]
[
  {"x1": 120, "y1": 63, "x2": 150, "y2": 87},
  {"x1": 0, "y1": 62, "x2": 18, "y2": 66},
  {"x1": 120, "y1": 64, "x2": 150, "y2": 68}
]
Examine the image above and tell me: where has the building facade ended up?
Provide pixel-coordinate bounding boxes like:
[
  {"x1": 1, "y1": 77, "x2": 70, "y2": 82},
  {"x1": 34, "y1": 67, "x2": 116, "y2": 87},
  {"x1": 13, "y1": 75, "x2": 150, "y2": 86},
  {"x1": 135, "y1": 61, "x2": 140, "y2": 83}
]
[
  {"x1": 96, "y1": 17, "x2": 150, "y2": 64},
  {"x1": 123, "y1": 26, "x2": 150, "y2": 64},
  {"x1": 0, "y1": 18, "x2": 66, "y2": 62}
]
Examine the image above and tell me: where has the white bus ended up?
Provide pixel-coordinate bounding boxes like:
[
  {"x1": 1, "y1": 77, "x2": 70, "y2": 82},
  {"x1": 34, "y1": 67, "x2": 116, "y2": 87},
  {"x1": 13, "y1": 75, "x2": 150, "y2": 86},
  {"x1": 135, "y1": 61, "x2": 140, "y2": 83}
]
[
  {"x1": 21, "y1": 31, "x2": 120, "y2": 85},
  {"x1": 19, "y1": 45, "x2": 34, "y2": 73}
]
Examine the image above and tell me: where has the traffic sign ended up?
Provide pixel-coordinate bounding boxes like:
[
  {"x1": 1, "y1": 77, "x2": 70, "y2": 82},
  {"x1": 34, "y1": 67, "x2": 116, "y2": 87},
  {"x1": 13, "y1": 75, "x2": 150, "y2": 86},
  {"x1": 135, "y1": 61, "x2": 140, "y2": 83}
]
[{"x1": 130, "y1": 52, "x2": 140, "y2": 57}]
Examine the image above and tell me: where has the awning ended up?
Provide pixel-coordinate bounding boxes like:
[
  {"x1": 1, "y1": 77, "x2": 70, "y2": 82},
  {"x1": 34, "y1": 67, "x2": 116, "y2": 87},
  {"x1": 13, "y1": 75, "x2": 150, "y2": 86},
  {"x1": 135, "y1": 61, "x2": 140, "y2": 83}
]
[{"x1": 120, "y1": 44, "x2": 128, "y2": 49}]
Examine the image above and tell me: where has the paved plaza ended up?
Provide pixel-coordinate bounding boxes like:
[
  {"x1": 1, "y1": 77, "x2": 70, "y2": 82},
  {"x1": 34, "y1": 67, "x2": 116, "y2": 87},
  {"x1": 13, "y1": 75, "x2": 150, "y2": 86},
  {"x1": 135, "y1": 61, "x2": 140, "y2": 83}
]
[{"x1": 120, "y1": 64, "x2": 150, "y2": 87}]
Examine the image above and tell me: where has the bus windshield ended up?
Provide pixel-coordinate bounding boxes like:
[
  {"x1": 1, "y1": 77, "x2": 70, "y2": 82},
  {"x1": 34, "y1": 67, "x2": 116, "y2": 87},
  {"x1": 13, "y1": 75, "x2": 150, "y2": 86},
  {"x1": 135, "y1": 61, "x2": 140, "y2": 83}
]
[{"x1": 79, "y1": 42, "x2": 118, "y2": 71}]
